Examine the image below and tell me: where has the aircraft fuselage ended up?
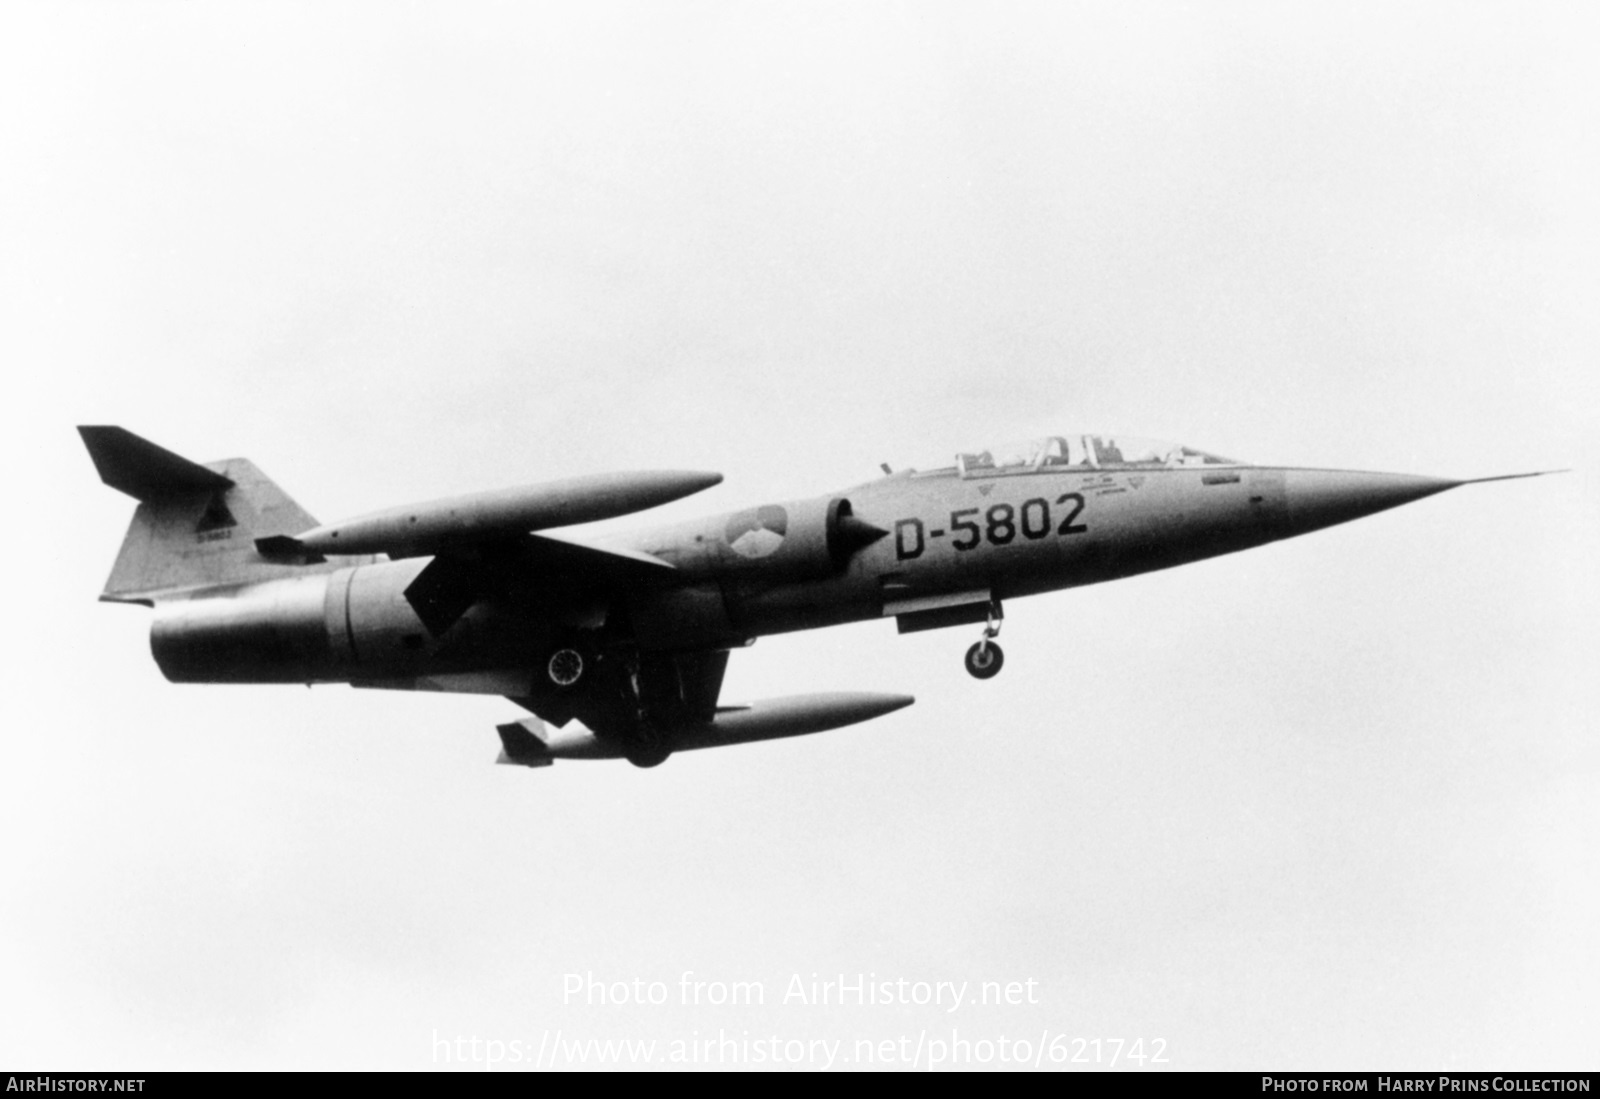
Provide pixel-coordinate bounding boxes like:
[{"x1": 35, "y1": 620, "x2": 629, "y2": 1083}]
[
  {"x1": 149, "y1": 463, "x2": 1442, "y2": 693},
  {"x1": 88, "y1": 425, "x2": 1535, "y2": 767}
]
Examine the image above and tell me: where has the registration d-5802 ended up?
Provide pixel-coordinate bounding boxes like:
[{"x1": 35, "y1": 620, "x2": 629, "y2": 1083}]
[{"x1": 894, "y1": 495, "x2": 1088, "y2": 560}]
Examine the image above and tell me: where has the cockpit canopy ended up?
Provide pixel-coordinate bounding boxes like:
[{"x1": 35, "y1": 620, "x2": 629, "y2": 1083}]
[{"x1": 952, "y1": 436, "x2": 1239, "y2": 477}]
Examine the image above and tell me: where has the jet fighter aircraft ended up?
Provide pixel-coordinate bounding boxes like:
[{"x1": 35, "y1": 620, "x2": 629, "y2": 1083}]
[{"x1": 80, "y1": 427, "x2": 1554, "y2": 768}]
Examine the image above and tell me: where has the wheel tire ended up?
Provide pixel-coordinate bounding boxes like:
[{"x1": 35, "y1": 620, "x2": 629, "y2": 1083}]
[
  {"x1": 964, "y1": 640, "x2": 1004, "y2": 680},
  {"x1": 624, "y1": 724, "x2": 671, "y2": 768},
  {"x1": 546, "y1": 647, "x2": 585, "y2": 688},
  {"x1": 625, "y1": 744, "x2": 672, "y2": 769}
]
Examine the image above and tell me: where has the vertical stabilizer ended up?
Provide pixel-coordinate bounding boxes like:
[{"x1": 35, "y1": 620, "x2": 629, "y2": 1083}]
[{"x1": 79, "y1": 426, "x2": 343, "y2": 603}]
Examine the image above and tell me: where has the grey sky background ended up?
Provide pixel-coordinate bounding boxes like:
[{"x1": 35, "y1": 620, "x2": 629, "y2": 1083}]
[{"x1": 1, "y1": 2, "x2": 1595, "y2": 1070}]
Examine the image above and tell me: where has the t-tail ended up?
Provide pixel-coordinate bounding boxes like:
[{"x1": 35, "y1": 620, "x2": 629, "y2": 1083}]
[{"x1": 79, "y1": 426, "x2": 344, "y2": 604}]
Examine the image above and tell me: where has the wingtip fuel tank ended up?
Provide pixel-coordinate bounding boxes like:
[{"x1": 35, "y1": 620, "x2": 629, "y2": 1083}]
[
  {"x1": 496, "y1": 691, "x2": 917, "y2": 766},
  {"x1": 283, "y1": 469, "x2": 724, "y2": 557}
]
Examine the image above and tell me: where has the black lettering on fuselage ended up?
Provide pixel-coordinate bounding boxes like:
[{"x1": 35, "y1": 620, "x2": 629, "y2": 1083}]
[
  {"x1": 894, "y1": 518, "x2": 926, "y2": 560},
  {"x1": 895, "y1": 493, "x2": 1090, "y2": 554}
]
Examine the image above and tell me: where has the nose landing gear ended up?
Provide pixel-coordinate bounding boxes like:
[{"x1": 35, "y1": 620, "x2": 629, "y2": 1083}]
[
  {"x1": 965, "y1": 640, "x2": 1003, "y2": 678},
  {"x1": 964, "y1": 601, "x2": 1004, "y2": 679}
]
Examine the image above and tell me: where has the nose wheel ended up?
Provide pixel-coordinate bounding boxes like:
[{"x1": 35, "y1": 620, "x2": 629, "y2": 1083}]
[
  {"x1": 964, "y1": 601, "x2": 1005, "y2": 679},
  {"x1": 965, "y1": 640, "x2": 1004, "y2": 679}
]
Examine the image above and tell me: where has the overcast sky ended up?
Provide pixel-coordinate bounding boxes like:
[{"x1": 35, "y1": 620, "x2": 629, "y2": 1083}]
[{"x1": 1, "y1": 1, "x2": 1595, "y2": 1071}]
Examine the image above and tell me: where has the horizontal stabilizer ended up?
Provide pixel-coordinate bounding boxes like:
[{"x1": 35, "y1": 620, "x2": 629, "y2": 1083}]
[
  {"x1": 78, "y1": 426, "x2": 233, "y2": 501},
  {"x1": 81, "y1": 428, "x2": 335, "y2": 601}
]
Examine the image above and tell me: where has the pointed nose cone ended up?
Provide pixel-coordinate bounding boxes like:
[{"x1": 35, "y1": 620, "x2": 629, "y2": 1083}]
[{"x1": 1282, "y1": 470, "x2": 1460, "y2": 538}]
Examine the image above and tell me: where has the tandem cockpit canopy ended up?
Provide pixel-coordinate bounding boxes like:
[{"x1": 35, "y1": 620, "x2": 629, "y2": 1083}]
[{"x1": 951, "y1": 436, "x2": 1240, "y2": 477}]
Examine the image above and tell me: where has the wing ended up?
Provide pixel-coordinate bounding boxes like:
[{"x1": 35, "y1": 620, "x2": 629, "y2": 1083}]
[{"x1": 402, "y1": 530, "x2": 676, "y2": 637}]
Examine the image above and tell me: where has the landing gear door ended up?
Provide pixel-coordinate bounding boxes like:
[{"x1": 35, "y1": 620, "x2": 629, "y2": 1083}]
[{"x1": 886, "y1": 587, "x2": 995, "y2": 634}]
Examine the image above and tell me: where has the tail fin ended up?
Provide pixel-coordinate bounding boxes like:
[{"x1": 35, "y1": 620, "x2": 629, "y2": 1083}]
[{"x1": 80, "y1": 426, "x2": 338, "y2": 603}]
